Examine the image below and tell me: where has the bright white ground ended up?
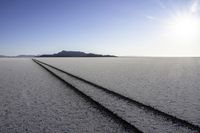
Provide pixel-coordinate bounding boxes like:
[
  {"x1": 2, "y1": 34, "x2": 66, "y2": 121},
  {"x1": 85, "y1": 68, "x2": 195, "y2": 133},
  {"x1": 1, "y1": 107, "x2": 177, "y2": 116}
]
[
  {"x1": 38, "y1": 57, "x2": 200, "y2": 127},
  {"x1": 0, "y1": 58, "x2": 133, "y2": 133}
]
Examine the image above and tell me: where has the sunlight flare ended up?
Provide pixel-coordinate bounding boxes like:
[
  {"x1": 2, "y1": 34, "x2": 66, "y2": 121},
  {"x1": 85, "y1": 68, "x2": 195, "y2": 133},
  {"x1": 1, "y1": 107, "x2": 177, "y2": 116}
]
[
  {"x1": 168, "y1": 14, "x2": 200, "y2": 39},
  {"x1": 165, "y1": 0, "x2": 200, "y2": 44}
]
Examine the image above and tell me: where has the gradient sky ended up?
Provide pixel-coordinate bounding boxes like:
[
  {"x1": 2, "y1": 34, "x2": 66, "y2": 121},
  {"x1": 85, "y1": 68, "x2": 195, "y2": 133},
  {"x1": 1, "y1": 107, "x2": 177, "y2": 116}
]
[{"x1": 0, "y1": 0, "x2": 200, "y2": 56}]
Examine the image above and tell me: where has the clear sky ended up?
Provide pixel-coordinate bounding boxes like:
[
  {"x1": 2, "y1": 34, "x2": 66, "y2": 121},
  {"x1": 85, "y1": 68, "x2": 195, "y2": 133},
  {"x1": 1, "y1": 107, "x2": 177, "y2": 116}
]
[{"x1": 0, "y1": 0, "x2": 200, "y2": 56}]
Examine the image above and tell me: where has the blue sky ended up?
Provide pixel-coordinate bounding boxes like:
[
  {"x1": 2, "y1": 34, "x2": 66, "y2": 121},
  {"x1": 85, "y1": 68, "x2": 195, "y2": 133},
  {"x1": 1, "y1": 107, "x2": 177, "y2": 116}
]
[{"x1": 0, "y1": 0, "x2": 200, "y2": 56}]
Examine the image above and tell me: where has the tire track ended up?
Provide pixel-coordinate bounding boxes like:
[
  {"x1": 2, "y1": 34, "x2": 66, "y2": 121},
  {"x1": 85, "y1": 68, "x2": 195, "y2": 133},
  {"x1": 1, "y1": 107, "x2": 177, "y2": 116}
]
[
  {"x1": 33, "y1": 59, "x2": 200, "y2": 133},
  {"x1": 32, "y1": 59, "x2": 142, "y2": 133}
]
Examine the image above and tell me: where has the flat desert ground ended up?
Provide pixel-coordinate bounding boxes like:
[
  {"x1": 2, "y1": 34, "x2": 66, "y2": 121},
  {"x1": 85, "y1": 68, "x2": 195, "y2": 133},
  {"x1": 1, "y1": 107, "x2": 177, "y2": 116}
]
[{"x1": 0, "y1": 58, "x2": 200, "y2": 133}]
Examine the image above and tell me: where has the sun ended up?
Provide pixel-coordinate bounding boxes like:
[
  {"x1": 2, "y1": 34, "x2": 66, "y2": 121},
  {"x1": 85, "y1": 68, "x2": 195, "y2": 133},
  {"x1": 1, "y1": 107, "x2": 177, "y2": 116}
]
[
  {"x1": 169, "y1": 14, "x2": 200, "y2": 39},
  {"x1": 162, "y1": 10, "x2": 200, "y2": 55}
]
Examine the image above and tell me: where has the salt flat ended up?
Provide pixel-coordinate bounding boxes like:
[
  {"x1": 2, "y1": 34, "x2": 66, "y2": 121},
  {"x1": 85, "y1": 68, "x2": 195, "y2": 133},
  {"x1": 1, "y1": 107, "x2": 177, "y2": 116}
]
[
  {"x1": 0, "y1": 58, "x2": 134, "y2": 133},
  {"x1": 38, "y1": 57, "x2": 200, "y2": 127},
  {"x1": 35, "y1": 59, "x2": 199, "y2": 133}
]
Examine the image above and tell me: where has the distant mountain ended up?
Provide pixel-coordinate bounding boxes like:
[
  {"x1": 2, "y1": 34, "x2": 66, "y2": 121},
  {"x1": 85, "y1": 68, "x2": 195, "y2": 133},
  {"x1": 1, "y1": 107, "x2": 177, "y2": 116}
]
[
  {"x1": 39, "y1": 51, "x2": 117, "y2": 57},
  {"x1": 0, "y1": 55, "x2": 9, "y2": 58}
]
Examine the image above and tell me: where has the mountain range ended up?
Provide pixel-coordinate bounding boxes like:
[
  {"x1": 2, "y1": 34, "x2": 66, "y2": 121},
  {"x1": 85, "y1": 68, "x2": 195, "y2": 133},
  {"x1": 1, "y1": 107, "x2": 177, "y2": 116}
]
[
  {"x1": 0, "y1": 51, "x2": 116, "y2": 58},
  {"x1": 39, "y1": 51, "x2": 116, "y2": 57}
]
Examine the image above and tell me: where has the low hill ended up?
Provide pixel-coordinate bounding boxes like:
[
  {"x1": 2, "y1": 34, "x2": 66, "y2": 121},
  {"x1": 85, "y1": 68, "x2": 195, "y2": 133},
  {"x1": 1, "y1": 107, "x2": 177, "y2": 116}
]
[
  {"x1": 39, "y1": 51, "x2": 116, "y2": 57},
  {"x1": 0, "y1": 55, "x2": 9, "y2": 58}
]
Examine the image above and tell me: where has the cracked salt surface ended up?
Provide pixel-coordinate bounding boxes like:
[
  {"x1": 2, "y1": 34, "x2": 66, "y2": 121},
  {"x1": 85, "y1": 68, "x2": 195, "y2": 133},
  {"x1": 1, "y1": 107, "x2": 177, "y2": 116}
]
[
  {"x1": 0, "y1": 58, "x2": 134, "y2": 133},
  {"x1": 38, "y1": 57, "x2": 200, "y2": 128},
  {"x1": 37, "y1": 60, "x2": 198, "y2": 133}
]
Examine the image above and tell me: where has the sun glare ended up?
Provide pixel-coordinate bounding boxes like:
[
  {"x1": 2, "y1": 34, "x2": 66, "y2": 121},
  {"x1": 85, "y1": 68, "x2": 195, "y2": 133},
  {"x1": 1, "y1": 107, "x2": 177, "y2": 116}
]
[
  {"x1": 161, "y1": 0, "x2": 200, "y2": 56},
  {"x1": 169, "y1": 14, "x2": 200, "y2": 39},
  {"x1": 163, "y1": 0, "x2": 200, "y2": 45}
]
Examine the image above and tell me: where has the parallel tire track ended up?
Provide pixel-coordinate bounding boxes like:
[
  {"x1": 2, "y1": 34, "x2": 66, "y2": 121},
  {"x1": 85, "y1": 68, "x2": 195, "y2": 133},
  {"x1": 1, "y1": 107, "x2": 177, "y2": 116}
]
[
  {"x1": 33, "y1": 59, "x2": 200, "y2": 133},
  {"x1": 33, "y1": 59, "x2": 142, "y2": 133}
]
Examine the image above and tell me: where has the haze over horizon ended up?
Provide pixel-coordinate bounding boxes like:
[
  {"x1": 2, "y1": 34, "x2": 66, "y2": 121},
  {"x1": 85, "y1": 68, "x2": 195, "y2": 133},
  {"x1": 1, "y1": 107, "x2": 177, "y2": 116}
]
[{"x1": 0, "y1": 0, "x2": 200, "y2": 56}]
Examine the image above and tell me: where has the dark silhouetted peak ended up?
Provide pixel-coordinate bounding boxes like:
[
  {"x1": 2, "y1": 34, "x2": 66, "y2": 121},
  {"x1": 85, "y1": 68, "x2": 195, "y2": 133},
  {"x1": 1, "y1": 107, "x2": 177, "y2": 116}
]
[{"x1": 39, "y1": 51, "x2": 117, "y2": 57}]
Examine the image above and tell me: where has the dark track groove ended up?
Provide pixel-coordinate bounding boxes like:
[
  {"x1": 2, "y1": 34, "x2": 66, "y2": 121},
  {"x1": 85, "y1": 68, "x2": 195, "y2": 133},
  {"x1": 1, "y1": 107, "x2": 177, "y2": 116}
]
[
  {"x1": 33, "y1": 59, "x2": 200, "y2": 132},
  {"x1": 33, "y1": 59, "x2": 142, "y2": 133}
]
